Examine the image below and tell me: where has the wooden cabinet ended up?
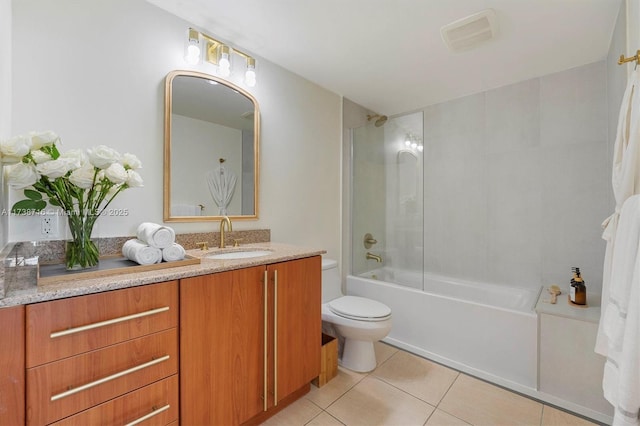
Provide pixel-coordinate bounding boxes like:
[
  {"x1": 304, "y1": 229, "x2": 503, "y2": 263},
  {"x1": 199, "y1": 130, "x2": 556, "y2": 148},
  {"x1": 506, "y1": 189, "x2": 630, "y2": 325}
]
[
  {"x1": 25, "y1": 281, "x2": 179, "y2": 425},
  {"x1": 180, "y1": 265, "x2": 266, "y2": 425},
  {"x1": 180, "y1": 256, "x2": 321, "y2": 425},
  {"x1": 268, "y1": 260, "x2": 321, "y2": 406},
  {"x1": 0, "y1": 305, "x2": 25, "y2": 426}
]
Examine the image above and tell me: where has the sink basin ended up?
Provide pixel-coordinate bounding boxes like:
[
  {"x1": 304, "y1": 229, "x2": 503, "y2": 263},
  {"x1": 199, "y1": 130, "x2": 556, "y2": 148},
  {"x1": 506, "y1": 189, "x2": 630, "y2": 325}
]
[{"x1": 205, "y1": 250, "x2": 273, "y2": 260}]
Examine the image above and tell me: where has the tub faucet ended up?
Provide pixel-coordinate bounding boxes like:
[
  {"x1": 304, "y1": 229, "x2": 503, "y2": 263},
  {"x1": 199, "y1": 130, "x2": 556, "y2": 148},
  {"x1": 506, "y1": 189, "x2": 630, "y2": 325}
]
[
  {"x1": 366, "y1": 252, "x2": 383, "y2": 263},
  {"x1": 219, "y1": 216, "x2": 232, "y2": 248}
]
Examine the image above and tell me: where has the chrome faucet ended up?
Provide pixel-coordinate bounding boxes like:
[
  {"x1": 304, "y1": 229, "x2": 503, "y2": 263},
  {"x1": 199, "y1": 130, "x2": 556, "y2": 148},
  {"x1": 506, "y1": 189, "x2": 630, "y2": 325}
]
[
  {"x1": 366, "y1": 252, "x2": 383, "y2": 263},
  {"x1": 219, "y1": 216, "x2": 232, "y2": 248}
]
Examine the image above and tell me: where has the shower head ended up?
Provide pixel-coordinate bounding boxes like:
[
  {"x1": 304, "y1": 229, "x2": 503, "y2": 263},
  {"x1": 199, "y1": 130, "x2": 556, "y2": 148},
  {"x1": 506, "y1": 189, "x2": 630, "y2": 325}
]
[{"x1": 367, "y1": 114, "x2": 388, "y2": 127}]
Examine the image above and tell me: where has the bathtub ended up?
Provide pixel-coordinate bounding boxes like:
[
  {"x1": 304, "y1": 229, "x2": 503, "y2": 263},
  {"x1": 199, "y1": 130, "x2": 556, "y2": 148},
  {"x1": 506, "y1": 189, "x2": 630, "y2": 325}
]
[{"x1": 348, "y1": 268, "x2": 541, "y2": 391}]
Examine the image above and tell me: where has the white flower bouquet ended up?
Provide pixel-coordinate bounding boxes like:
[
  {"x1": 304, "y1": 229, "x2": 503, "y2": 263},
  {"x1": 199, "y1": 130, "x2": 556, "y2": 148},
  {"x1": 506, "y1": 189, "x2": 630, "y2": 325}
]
[{"x1": 2, "y1": 131, "x2": 144, "y2": 270}]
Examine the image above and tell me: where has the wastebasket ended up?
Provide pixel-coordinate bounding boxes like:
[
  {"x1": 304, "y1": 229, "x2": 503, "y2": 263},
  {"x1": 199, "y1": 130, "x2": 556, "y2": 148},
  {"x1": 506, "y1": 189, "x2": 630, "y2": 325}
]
[{"x1": 312, "y1": 333, "x2": 338, "y2": 387}]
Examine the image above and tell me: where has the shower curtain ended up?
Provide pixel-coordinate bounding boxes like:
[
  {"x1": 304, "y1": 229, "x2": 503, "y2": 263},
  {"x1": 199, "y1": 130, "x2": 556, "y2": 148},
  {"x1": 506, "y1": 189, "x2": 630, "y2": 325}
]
[{"x1": 597, "y1": 68, "x2": 640, "y2": 425}]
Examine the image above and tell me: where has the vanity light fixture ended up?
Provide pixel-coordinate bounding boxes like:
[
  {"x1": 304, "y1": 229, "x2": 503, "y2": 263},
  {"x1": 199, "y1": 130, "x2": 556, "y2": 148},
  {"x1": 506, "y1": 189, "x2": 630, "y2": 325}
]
[{"x1": 185, "y1": 28, "x2": 258, "y2": 86}]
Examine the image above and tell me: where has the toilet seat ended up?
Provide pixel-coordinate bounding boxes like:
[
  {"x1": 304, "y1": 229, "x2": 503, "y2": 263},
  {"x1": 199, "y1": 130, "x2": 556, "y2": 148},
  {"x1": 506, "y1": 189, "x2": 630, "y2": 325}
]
[{"x1": 328, "y1": 296, "x2": 391, "y2": 322}]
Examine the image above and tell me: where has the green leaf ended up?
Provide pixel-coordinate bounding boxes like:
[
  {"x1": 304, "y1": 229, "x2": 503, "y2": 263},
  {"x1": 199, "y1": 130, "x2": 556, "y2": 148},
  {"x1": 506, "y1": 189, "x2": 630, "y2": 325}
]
[
  {"x1": 50, "y1": 144, "x2": 60, "y2": 160},
  {"x1": 40, "y1": 145, "x2": 60, "y2": 160},
  {"x1": 23, "y1": 189, "x2": 43, "y2": 201},
  {"x1": 11, "y1": 199, "x2": 47, "y2": 214},
  {"x1": 48, "y1": 198, "x2": 61, "y2": 207}
]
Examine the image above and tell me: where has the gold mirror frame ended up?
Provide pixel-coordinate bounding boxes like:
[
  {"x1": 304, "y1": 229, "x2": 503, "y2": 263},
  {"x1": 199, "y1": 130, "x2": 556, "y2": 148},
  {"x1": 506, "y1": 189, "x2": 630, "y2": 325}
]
[{"x1": 163, "y1": 70, "x2": 260, "y2": 222}]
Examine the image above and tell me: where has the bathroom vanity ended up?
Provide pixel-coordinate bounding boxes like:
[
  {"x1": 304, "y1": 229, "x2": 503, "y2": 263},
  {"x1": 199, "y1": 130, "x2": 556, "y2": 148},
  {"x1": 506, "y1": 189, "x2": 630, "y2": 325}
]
[{"x1": 0, "y1": 243, "x2": 323, "y2": 426}]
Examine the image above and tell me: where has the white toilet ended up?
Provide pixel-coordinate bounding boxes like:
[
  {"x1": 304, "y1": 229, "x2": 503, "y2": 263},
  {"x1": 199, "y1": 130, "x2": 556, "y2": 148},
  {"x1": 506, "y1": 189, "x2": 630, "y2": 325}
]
[{"x1": 321, "y1": 258, "x2": 392, "y2": 372}]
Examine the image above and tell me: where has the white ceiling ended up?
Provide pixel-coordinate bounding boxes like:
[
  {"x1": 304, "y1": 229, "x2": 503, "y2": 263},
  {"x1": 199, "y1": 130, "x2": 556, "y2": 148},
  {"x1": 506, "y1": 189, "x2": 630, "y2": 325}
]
[{"x1": 148, "y1": 0, "x2": 623, "y2": 116}]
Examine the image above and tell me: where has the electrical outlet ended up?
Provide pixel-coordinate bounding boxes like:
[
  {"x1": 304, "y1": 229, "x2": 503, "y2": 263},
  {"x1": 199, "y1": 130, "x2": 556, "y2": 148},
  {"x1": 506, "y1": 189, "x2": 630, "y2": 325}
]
[{"x1": 40, "y1": 214, "x2": 59, "y2": 238}]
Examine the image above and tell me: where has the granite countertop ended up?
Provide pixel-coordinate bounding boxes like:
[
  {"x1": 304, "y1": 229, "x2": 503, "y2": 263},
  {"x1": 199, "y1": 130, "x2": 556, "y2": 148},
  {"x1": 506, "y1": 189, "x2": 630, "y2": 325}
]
[{"x1": 0, "y1": 242, "x2": 325, "y2": 308}]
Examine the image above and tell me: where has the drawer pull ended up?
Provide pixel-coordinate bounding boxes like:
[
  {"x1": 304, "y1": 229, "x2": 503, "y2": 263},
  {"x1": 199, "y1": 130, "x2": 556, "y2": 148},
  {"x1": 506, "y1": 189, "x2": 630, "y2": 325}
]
[
  {"x1": 50, "y1": 355, "x2": 170, "y2": 401},
  {"x1": 50, "y1": 307, "x2": 170, "y2": 339},
  {"x1": 124, "y1": 404, "x2": 171, "y2": 426}
]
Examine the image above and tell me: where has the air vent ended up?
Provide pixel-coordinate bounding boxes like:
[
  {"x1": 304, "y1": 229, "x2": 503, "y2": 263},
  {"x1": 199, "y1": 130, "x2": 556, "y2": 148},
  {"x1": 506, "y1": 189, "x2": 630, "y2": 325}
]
[{"x1": 441, "y1": 9, "x2": 498, "y2": 53}]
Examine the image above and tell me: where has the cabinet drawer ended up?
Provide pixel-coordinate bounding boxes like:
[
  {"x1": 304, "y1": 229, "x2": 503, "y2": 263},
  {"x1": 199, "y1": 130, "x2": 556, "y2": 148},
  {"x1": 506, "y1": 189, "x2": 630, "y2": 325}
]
[
  {"x1": 27, "y1": 328, "x2": 178, "y2": 425},
  {"x1": 52, "y1": 375, "x2": 178, "y2": 426},
  {"x1": 26, "y1": 281, "x2": 178, "y2": 367}
]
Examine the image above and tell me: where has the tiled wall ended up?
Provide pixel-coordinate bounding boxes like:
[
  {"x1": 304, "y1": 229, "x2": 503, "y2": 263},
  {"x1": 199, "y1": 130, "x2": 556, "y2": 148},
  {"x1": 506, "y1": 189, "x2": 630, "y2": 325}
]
[{"x1": 421, "y1": 61, "x2": 612, "y2": 291}]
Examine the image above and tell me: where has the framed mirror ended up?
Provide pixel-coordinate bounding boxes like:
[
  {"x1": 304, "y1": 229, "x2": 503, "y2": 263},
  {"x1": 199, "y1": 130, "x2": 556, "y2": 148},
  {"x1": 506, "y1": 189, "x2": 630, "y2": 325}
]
[{"x1": 163, "y1": 70, "x2": 260, "y2": 222}]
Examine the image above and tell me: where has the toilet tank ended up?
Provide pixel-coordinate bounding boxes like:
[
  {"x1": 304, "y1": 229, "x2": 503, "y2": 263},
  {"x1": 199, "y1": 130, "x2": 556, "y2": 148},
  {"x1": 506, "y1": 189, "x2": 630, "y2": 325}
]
[{"x1": 322, "y1": 258, "x2": 343, "y2": 303}]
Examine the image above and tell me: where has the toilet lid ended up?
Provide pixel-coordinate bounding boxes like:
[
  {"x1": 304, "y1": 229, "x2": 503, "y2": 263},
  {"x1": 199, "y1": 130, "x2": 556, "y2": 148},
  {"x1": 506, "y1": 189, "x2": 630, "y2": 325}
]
[{"x1": 328, "y1": 296, "x2": 391, "y2": 320}]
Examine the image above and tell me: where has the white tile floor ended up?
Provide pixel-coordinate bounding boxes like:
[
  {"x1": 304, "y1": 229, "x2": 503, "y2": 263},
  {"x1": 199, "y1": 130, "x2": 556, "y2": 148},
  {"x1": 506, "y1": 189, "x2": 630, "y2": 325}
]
[{"x1": 261, "y1": 342, "x2": 598, "y2": 426}]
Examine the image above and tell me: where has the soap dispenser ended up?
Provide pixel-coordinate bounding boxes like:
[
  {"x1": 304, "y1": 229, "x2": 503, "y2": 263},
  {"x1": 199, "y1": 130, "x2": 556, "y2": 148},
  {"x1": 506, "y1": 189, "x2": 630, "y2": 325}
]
[{"x1": 570, "y1": 267, "x2": 587, "y2": 305}]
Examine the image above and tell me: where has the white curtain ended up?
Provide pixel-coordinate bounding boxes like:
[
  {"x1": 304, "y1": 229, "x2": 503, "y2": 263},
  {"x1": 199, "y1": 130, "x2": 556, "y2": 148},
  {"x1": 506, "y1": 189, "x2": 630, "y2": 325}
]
[
  {"x1": 597, "y1": 69, "x2": 640, "y2": 425},
  {"x1": 207, "y1": 165, "x2": 237, "y2": 215}
]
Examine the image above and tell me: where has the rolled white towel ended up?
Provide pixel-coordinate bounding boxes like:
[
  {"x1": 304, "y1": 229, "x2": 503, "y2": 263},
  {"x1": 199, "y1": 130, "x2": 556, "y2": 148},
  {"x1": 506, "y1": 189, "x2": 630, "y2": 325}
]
[
  {"x1": 122, "y1": 239, "x2": 162, "y2": 265},
  {"x1": 136, "y1": 222, "x2": 175, "y2": 249},
  {"x1": 162, "y1": 243, "x2": 186, "y2": 262}
]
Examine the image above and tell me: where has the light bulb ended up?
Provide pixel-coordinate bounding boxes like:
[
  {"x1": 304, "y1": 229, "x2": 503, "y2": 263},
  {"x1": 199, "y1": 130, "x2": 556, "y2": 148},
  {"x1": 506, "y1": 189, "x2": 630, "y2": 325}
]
[
  {"x1": 185, "y1": 44, "x2": 201, "y2": 64},
  {"x1": 417, "y1": 144, "x2": 424, "y2": 152},
  {"x1": 245, "y1": 69, "x2": 256, "y2": 87},
  {"x1": 185, "y1": 28, "x2": 201, "y2": 65},
  {"x1": 411, "y1": 142, "x2": 418, "y2": 149},
  {"x1": 405, "y1": 135, "x2": 412, "y2": 146},
  {"x1": 217, "y1": 45, "x2": 232, "y2": 77},
  {"x1": 218, "y1": 54, "x2": 231, "y2": 76},
  {"x1": 245, "y1": 57, "x2": 256, "y2": 87}
]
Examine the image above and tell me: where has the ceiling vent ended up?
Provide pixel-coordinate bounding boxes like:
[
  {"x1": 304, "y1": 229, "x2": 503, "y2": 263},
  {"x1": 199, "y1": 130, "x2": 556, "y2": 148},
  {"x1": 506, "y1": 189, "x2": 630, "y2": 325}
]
[{"x1": 441, "y1": 9, "x2": 498, "y2": 53}]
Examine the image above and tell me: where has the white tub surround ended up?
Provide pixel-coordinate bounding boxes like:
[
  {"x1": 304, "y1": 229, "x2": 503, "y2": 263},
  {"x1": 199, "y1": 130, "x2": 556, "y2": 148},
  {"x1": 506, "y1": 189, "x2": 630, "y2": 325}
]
[
  {"x1": 347, "y1": 273, "x2": 539, "y2": 390},
  {"x1": 536, "y1": 288, "x2": 613, "y2": 424}
]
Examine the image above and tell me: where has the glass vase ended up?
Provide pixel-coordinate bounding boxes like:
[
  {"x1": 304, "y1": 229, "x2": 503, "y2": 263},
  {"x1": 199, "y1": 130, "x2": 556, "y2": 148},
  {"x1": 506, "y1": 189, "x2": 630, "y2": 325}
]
[{"x1": 65, "y1": 215, "x2": 100, "y2": 270}]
